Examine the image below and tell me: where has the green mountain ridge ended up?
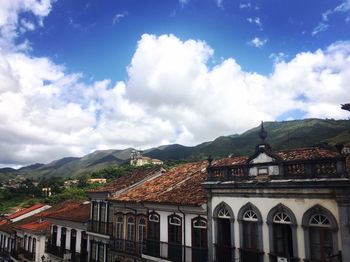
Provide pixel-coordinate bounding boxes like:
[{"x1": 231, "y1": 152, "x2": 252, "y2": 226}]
[{"x1": 1, "y1": 118, "x2": 349, "y2": 181}]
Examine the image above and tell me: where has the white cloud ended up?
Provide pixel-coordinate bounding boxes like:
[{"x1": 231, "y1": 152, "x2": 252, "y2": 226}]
[
  {"x1": 312, "y1": 22, "x2": 329, "y2": 36},
  {"x1": 112, "y1": 12, "x2": 128, "y2": 24},
  {"x1": 248, "y1": 37, "x2": 267, "y2": 48},
  {"x1": 239, "y1": 3, "x2": 251, "y2": 9},
  {"x1": 247, "y1": 17, "x2": 262, "y2": 29},
  {"x1": 315, "y1": 0, "x2": 350, "y2": 35},
  {"x1": 0, "y1": 1, "x2": 350, "y2": 166}
]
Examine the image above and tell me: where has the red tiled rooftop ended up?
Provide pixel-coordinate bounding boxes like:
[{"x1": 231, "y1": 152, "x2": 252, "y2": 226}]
[
  {"x1": 0, "y1": 219, "x2": 14, "y2": 234},
  {"x1": 12, "y1": 201, "x2": 80, "y2": 233},
  {"x1": 88, "y1": 167, "x2": 163, "y2": 193},
  {"x1": 7, "y1": 203, "x2": 46, "y2": 219},
  {"x1": 213, "y1": 147, "x2": 340, "y2": 167},
  {"x1": 45, "y1": 201, "x2": 90, "y2": 222},
  {"x1": 110, "y1": 162, "x2": 207, "y2": 206}
]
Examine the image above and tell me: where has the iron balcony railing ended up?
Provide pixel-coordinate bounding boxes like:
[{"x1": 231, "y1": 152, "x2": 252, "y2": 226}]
[
  {"x1": 45, "y1": 242, "x2": 67, "y2": 258},
  {"x1": 269, "y1": 253, "x2": 300, "y2": 262},
  {"x1": 215, "y1": 244, "x2": 235, "y2": 262},
  {"x1": 208, "y1": 157, "x2": 347, "y2": 181},
  {"x1": 109, "y1": 238, "x2": 144, "y2": 257},
  {"x1": 143, "y1": 239, "x2": 208, "y2": 262},
  {"x1": 88, "y1": 220, "x2": 114, "y2": 236},
  {"x1": 239, "y1": 247, "x2": 264, "y2": 262}
]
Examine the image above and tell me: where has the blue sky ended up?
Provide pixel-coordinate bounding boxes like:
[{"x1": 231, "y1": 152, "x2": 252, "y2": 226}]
[
  {"x1": 0, "y1": 0, "x2": 349, "y2": 166},
  {"x1": 23, "y1": 0, "x2": 349, "y2": 80}
]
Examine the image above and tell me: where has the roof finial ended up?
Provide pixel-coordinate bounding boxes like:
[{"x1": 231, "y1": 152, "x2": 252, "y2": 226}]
[{"x1": 259, "y1": 121, "x2": 267, "y2": 141}]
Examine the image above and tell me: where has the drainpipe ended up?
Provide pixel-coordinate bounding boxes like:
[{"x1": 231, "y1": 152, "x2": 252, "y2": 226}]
[{"x1": 178, "y1": 206, "x2": 186, "y2": 262}]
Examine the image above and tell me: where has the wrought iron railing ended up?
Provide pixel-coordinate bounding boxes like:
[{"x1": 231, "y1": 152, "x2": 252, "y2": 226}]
[
  {"x1": 215, "y1": 244, "x2": 235, "y2": 262},
  {"x1": 88, "y1": 220, "x2": 114, "y2": 236},
  {"x1": 143, "y1": 239, "x2": 208, "y2": 262},
  {"x1": 109, "y1": 238, "x2": 144, "y2": 256},
  {"x1": 239, "y1": 247, "x2": 264, "y2": 262},
  {"x1": 45, "y1": 242, "x2": 67, "y2": 258},
  {"x1": 269, "y1": 253, "x2": 300, "y2": 262}
]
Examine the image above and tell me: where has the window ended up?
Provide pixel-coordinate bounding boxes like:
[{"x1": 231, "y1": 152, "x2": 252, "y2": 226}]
[
  {"x1": 238, "y1": 203, "x2": 263, "y2": 262},
  {"x1": 302, "y1": 205, "x2": 338, "y2": 262},
  {"x1": 100, "y1": 203, "x2": 106, "y2": 222},
  {"x1": 70, "y1": 229, "x2": 77, "y2": 253},
  {"x1": 273, "y1": 212, "x2": 292, "y2": 224},
  {"x1": 218, "y1": 207, "x2": 231, "y2": 219},
  {"x1": 168, "y1": 215, "x2": 182, "y2": 261},
  {"x1": 309, "y1": 214, "x2": 333, "y2": 261},
  {"x1": 147, "y1": 212, "x2": 160, "y2": 257},
  {"x1": 93, "y1": 202, "x2": 99, "y2": 221},
  {"x1": 138, "y1": 217, "x2": 147, "y2": 243},
  {"x1": 127, "y1": 216, "x2": 135, "y2": 241},
  {"x1": 61, "y1": 227, "x2": 67, "y2": 249},
  {"x1": 116, "y1": 215, "x2": 124, "y2": 239},
  {"x1": 192, "y1": 217, "x2": 208, "y2": 262},
  {"x1": 52, "y1": 226, "x2": 57, "y2": 246},
  {"x1": 242, "y1": 211, "x2": 259, "y2": 250}
]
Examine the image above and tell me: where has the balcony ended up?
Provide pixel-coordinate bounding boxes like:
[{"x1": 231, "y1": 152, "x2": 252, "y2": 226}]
[
  {"x1": 45, "y1": 242, "x2": 67, "y2": 258},
  {"x1": 207, "y1": 157, "x2": 347, "y2": 182},
  {"x1": 109, "y1": 238, "x2": 144, "y2": 257},
  {"x1": 143, "y1": 239, "x2": 208, "y2": 262},
  {"x1": 88, "y1": 220, "x2": 114, "y2": 236},
  {"x1": 269, "y1": 253, "x2": 300, "y2": 262},
  {"x1": 22, "y1": 249, "x2": 35, "y2": 261},
  {"x1": 10, "y1": 249, "x2": 20, "y2": 260},
  {"x1": 215, "y1": 244, "x2": 235, "y2": 262},
  {"x1": 239, "y1": 248, "x2": 264, "y2": 262}
]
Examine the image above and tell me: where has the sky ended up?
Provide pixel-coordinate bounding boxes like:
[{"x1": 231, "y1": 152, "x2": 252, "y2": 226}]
[{"x1": 0, "y1": 0, "x2": 350, "y2": 167}]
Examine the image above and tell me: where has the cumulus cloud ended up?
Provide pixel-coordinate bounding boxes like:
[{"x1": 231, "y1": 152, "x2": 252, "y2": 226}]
[
  {"x1": 248, "y1": 37, "x2": 267, "y2": 48},
  {"x1": 0, "y1": 1, "x2": 350, "y2": 166}
]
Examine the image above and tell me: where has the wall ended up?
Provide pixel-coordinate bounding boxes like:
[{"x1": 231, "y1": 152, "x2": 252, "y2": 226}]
[{"x1": 211, "y1": 196, "x2": 340, "y2": 262}]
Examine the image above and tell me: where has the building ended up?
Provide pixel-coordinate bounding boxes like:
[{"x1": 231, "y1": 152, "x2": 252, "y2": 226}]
[
  {"x1": 44, "y1": 201, "x2": 90, "y2": 262},
  {"x1": 130, "y1": 150, "x2": 163, "y2": 166},
  {"x1": 86, "y1": 123, "x2": 349, "y2": 262},
  {"x1": 0, "y1": 203, "x2": 51, "y2": 261},
  {"x1": 87, "y1": 167, "x2": 165, "y2": 262},
  {"x1": 204, "y1": 124, "x2": 350, "y2": 262}
]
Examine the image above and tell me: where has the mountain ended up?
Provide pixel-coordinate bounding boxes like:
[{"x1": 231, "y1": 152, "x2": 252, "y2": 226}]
[{"x1": 0, "y1": 118, "x2": 349, "y2": 181}]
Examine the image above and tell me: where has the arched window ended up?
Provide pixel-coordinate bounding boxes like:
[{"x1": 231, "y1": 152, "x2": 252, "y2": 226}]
[
  {"x1": 213, "y1": 203, "x2": 235, "y2": 262},
  {"x1": 168, "y1": 214, "x2": 182, "y2": 261},
  {"x1": 267, "y1": 204, "x2": 298, "y2": 260},
  {"x1": 147, "y1": 212, "x2": 160, "y2": 257},
  {"x1": 238, "y1": 203, "x2": 263, "y2": 262},
  {"x1": 302, "y1": 205, "x2": 338, "y2": 262},
  {"x1": 218, "y1": 207, "x2": 231, "y2": 219},
  {"x1": 138, "y1": 216, "x2": 147, "y2": 243},
  {"x1": 127, "y1": 216, "x2": 135, "y2": 241},
  {"x1": 115, "y1": 214, "x2": 124, "y2": 239},
  {"x1": 192, "y1": 217, "x2": 208, "y2": 262}
]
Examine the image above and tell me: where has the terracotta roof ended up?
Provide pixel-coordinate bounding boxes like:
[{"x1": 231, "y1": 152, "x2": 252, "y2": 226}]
[
  {"x1": 213, "y1": 147, "x2": 339, "y2": 167},
  {"x1": 12, "y1": 201, "x2": 77, "y2": 234},
  {"x1": 110, "y1": 162, "x2": 207, "y2": 206},
  {"x1": 276, "y1": 147, "x2": 339, "y2": 161},
  {"x1": 89, "y1": 167, "x2": 163, "y2": 193},
  {"x1": 7, "y1": 203, "x2": 46, "y2": 219},
  {"x1": 45, "y1": 201, "x2": 90, "y2": 223},
  {"x1": 0, "y1": 219, "x2": 13, "y2": 234}
]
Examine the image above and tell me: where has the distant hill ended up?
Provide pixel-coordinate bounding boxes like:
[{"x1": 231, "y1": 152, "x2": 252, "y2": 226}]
[{"x1": 0, "y1": 118, "x2": 349, "y2": 181}]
